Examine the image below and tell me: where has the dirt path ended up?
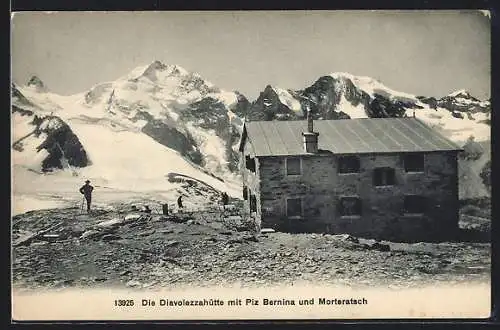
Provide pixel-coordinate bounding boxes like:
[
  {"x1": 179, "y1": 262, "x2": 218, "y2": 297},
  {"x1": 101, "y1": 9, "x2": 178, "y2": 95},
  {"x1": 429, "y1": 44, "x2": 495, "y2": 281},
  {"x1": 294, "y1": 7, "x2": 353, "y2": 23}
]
[{"x1": 12, "y1": 206, "x2": 491, "y2": 291}]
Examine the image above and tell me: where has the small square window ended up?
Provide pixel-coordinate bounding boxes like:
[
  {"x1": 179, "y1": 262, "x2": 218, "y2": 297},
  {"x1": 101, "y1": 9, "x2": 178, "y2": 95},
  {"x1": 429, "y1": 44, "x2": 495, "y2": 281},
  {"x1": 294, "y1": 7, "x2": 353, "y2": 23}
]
[
  {"x1": 286, "y1": 157, "x2": 301, "y2": 175},
  {"x1": 339, "y1": 197, "x2": 362, "y2": 216},
  {"x1": 404, "y1": 153, "x2": 424, "y2": 172},
  {"x1": 403, "y1": 195, "x2": 426, "y2": 214},
  {"x1": 286, "y1": 198, "x2": 303, "y2": 217},
  {"x1": 338, "y1": 156, "x2": 360, "y2": 174},
  {"x1": 373, "y1": 167, "x2": 396, "y2": 186}
]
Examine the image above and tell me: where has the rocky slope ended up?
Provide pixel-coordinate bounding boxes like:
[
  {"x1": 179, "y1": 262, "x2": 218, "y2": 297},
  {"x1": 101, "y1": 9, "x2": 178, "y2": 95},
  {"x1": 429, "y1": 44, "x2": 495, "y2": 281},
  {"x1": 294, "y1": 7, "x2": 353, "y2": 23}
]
[
  {"x1": 12, "y1": 84, "x2": 89, "y2": 173},
  {"x1": 12, "y1": 205, "x2": 490, "y2": 290}
]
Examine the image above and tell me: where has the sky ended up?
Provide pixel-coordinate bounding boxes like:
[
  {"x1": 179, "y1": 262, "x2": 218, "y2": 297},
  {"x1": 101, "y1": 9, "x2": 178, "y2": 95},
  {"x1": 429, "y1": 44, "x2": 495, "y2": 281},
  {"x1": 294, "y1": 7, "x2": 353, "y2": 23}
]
[{"x1": 11, "y1": 10, "x2": 491, "y2": 101}]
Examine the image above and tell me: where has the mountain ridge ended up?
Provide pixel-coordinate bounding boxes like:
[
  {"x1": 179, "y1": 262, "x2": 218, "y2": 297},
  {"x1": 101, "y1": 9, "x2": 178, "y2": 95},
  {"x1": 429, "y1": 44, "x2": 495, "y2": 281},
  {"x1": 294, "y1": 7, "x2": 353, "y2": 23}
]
[{"x1": 12, "y1": 60, "x2": 491, "y2": 200}]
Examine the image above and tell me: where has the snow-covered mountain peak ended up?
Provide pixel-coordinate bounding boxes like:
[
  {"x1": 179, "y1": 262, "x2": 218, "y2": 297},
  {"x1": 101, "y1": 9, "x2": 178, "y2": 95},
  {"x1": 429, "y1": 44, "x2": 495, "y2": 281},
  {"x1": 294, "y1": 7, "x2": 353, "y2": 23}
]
[
  {"x1": 26, "y1": 75, "x2": 48, "y2": 93},
  {"x1": 148, "y1": 60, "x2": 169, "y2": 71},
  {"x1": 122, "y1": 61, "x2": 219, "y2": 97},
  {"x1": 80, "y1": 60, "x2": 228, "y2": 110},
  {"x1": 448, "y1": 89, "x2": 473, "y2": 98},
  {"x1": 438, "y1": 89, "x2": 488, "y2": 113},
  {"x1": 329, "y1": 72, "x2": 417, "y2": 101},
  {"x1": 330, "y1": 72, "x2": 379, "y2": 85},
  {"x1": 330, "y1": 72, "x2": 384, "y2": 91},
  {"x1": 444, "y1": 89, "x2": 483, "y2": 104},
  {"x1": 139, "y1": 60, "x2": 189, "y2": 82}
]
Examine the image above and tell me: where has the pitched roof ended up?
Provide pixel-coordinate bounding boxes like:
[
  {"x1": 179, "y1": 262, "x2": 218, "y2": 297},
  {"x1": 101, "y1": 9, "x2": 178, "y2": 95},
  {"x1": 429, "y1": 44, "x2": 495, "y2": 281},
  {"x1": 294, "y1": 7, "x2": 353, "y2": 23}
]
[{"x1": 242, "y1": 118, "x2": 462, "y2": 156}]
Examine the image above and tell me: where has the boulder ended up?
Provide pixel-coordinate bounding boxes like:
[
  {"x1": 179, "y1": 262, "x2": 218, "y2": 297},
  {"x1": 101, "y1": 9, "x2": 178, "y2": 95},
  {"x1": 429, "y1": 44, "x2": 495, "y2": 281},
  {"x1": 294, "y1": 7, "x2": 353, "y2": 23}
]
[
  {"x1": 243, "y1": 235, "x2": 259, "y2": 242},
  {"x1": 363, "y1": 241, "x2": 391, "y2": 252},
  {"x1": 124, "y1": 214, "x2": 142, "y2": 222},
  {"x1": 126, "y1": 280, "x2": 141, "y2": 287},
  {"x1": 226, "y1": 215, "x2": 242, "y2": 222},
  {"x1": 339, "y1": 234, "x2": 360, "y2": 244},
  {"x1": 96, "y1": 218, "x2": 122, "y2": 229},
  {"x1": 102, "y1": 234, "x2": 121, "y2": 242},
  {"x1": 166, "y1": 240, "x2": 179, "y2": 247},
  {"x1": 80, "y1": 230, "x2": 101, "y2": 240}
]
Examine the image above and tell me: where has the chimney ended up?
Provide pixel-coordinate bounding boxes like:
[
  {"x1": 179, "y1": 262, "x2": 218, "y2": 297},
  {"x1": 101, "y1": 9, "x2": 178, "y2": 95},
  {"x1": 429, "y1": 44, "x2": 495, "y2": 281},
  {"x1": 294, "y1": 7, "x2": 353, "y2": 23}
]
[
  {"x1": 302, "y1": 109, "x2": 319, "y2": 153},
  {"x1": 307, "y1": 108, "x2": 314, "y2": 132}
]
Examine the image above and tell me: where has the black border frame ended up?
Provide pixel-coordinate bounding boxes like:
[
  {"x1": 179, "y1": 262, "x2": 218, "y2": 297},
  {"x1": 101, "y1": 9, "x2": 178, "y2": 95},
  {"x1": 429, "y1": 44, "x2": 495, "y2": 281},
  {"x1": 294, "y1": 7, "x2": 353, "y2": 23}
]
[{"x1": 7, "y1": 0, "x2": 499, "y2": 327}]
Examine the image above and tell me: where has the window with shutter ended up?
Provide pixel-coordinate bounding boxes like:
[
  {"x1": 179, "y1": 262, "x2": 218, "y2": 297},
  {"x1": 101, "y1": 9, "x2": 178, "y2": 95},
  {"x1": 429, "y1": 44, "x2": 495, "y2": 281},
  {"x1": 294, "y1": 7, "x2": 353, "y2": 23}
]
[
  {"x1": 373, "y1": 167, "x2": 396, "y2": 186},
  {"x1": 286, "y1": 198, "x2": 302, "y2": 218},
  {"x1": 404, "y1": 153, "x2": 425, "y2": 172},
  {"x1": 338, "y1": 156, "x2": 360, "y2": 174},
  {"x1": 403, "y1": 195, "x2": 426, "y2": 214},
  {"x1": 339, "y1": 197, "x2": 362, "y2": 216},
  {"x1": 286, "y1": 157, "x2": 301, "y2": 175}
]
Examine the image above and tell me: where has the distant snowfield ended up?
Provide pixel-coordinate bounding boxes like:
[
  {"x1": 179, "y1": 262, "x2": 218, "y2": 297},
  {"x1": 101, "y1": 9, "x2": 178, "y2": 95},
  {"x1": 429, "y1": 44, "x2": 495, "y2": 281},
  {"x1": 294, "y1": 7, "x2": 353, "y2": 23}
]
[
  {"x1": 12, "y1": 96, "x2": 243, "y2": 213},
  {"x1": 12, "y1": 115, "x2": 242, "y2": 216},
  {"x1": 12, "y1": 163, "x2": 242, "y2": 216},
  {"x1": 12, "y1": 195, "x2": 71, "y2": 216},
  {"x1": 409, "y1": 108, "x2": 490, "y2": 143},
  {"x1": 12, "y1": 100, "x2": 241, "y2": 195}
]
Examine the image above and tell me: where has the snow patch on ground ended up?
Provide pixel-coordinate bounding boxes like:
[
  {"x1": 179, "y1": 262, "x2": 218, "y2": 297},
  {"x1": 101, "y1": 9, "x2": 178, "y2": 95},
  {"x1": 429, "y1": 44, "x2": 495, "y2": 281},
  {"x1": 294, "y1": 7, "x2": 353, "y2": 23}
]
[
  {"x1": 12, "y1": 195, "x2": 71, "y2": 216},
  {"x1": 12, "y1": 162, "x2": 241, "y2": 216}
]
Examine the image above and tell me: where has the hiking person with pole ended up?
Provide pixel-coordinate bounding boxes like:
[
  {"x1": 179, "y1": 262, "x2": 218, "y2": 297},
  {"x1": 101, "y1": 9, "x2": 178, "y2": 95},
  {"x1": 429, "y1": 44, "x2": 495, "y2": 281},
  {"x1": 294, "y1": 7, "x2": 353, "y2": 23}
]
[
  {"x1": 221, "y1": 192, "x2": 229, "y2": 210},
  {"x1": 79, "y1": 180, "x2": 94, "y2": 213},
  {"x1": 177, "y1": 195, "x2": 183, "y2": 213}
]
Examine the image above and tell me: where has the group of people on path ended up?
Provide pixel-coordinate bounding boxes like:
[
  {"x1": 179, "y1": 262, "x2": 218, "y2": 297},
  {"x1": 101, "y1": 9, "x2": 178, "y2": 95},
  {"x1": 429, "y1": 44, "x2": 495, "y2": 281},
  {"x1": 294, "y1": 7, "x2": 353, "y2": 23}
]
[
  {"x1": 79, "y1": 180, "x2": 230, "y2": 214},
  {"x1": 176, "y1": 191, "x2": 229, "y2": 211}
]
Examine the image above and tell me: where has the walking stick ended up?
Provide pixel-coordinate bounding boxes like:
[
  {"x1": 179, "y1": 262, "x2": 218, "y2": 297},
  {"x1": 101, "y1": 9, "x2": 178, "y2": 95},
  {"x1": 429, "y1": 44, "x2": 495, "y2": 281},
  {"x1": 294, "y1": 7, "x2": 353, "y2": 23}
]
[{"x1": 80, "y1": 195, "x2": 85, "y2": 213}]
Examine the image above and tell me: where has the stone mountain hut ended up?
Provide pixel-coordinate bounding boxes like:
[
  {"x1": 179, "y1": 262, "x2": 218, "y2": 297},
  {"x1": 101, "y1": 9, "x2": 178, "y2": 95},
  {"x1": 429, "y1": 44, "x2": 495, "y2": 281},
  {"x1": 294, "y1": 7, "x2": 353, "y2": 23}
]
[{"x1": 238, "y1": 113, "x2": 463, "y2": 241}]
